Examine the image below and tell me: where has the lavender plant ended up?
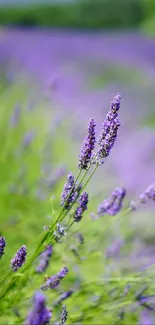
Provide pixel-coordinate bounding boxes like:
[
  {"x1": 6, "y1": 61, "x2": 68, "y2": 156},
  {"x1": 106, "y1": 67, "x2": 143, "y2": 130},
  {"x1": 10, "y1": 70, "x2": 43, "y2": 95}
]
[{"x1": 1, "y1": 92, "x2": 155, "y2": 324}]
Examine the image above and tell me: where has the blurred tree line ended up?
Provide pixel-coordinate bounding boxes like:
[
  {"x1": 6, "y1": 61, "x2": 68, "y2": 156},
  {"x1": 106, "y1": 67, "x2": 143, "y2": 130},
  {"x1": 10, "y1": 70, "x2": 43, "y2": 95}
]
[{"x1": 0, "y1": 0, "x2": 154, "y2": 32}]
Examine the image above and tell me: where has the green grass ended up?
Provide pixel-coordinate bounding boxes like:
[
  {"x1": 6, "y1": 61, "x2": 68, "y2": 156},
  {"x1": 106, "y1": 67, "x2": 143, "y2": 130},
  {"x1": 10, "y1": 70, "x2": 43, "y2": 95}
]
[{"x1": 0, "y1": 76, "x2": 155, "y2": 325}]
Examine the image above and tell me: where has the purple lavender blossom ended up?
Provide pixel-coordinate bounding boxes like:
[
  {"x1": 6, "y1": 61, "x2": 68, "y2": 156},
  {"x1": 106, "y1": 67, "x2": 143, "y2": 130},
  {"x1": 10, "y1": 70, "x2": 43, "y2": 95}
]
[
  {"x1": 59, "y1": 305, "x2": 68, "y2": 325},
  {"x1": 11, "y1": 245, "x2": 27, "y2": 271},
  {"x1": 98, "y1": 187, "x2": 126, "y2": 216},
  {"x1": 0, "y1": 236, "x2": 6, "y2": 258},
  {"x1": 26, "y1": 291, "x2": 52, "y2": 325},
  {"x1": 41, "y1": 267, "x2": 69, "y2": 291},
  {"x1": 74, "y1": 192, "x2": 89, "y2": 222},
  {"x1": 61, "y1": 173, "x2": 75, "y2": 210},
  {"x1": 10, "y1": 104, "x2": 21, "y2": 127},
  {"x1": 139, "y1": 309, "x2": 153, "y2": 325},
  {"x1": 140, "y1": 184, "x2": 155, "y2": 204},
  {"x1": 78, "y1": 118, "x2": 96, "y2": 170},
  {"x1": 36, "y1": 245, "x2": 53, "y2": 273},
  {"x1": 97, "y1": 94, "x2": 121, "y2": 164},
  {"x1": 54, "y1": 290, "x2": 74, "y2": 306}
]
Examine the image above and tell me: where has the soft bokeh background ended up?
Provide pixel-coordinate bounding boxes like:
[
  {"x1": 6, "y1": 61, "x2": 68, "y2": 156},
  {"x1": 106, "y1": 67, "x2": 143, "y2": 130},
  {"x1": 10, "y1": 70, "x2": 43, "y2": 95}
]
[{"x1": 1, "y1": 1, "x2": 155, "y2": 324}]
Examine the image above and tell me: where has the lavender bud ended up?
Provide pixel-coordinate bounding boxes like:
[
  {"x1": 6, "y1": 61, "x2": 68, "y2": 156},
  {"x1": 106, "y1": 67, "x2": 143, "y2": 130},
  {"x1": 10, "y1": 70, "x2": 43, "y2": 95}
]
[
  {"x1": 61, "y1": 173, "x2": 75, "y2": 210},
  {"x1": 11, "y1": 245, "x2": 27, "y2": 271},
  {"x1": 97, "y1": 94, "x2": 121, "y2": 164},
  {"x1": 74, "y1": 192, "x2": 89, "y2": 222},
  {"x1": 55, "y1": 290, "x2": 74, "y2": 305},
  {"x1": 36, "y1": 245, "x2": 53, "y2": 273},
  {"x1": 26, "y1": 291, "x2": 52, "y2": 325},
  {"x1": 78, "y1": 118, "x2": 96, "y2": 170},
  {"x1": 140, "y1": 193, "x2": 148, "y2": 204},
  {"x1": 98, "y1": 187, "x2": 126, "y2": 216},
  {"x1": 59, "y1": 305, "x2": 68, "y2": 325},
  {"x1": 0, "y1": 236, "x2": 6, "y2": 258},
  {"x1": 41, "y1": 267, "x2": 69, "y2": 291}
]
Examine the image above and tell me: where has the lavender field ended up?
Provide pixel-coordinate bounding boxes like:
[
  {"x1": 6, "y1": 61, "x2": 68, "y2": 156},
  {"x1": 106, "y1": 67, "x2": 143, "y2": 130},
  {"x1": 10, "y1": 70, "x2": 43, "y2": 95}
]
[{"x1": 1, "y1": 28, "x2": 155, "y2": 324}]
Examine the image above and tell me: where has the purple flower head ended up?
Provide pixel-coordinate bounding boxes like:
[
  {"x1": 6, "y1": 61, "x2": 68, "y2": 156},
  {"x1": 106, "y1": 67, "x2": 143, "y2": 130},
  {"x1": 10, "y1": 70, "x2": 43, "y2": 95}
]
[
  {"x1": 59, "y1": 305, "x2": 68, "y2": 325},
  {"x1": 61, "y1": 173, "x2": 75, "y2": 210},
  {"x1": 78, "y1": 118, "x2": 96, "y2": 170},
  {"x1": 26, "y1": 291, "x2": 52, "y2": 325},
  {"x1": 74, "y1": 192, "x2": 89, "y2": 222},
  {"x1": 36, "y1": 245, "x2": 53, "y2": 273},
  {"x1": 97, "y1": 94, "x2": 121, "y2": 164},
  {"x1": 41, "y1": 267, "x2": 69, "y2": 291},
  {"x1": 55, "y1": 290, "x2": 74, "y2": 306},
  {"x1": 11, "y1": 245, "x2": 27, "y2": 272},
  {"x1": 0, "y1": 236, "x2": 6, "y2": 258},
  {"x1": 98, "y1": 187, "x2": 126, "y2": 216},
  {"x1": 139, "y1": 309, "x2": 153, "y2": 325},
  {"x1": 10, "y1": 104, "x2": 21, "y2": 127},
  {"x1": 140, "y1": 184, "x2": 155, "y2": 204}
]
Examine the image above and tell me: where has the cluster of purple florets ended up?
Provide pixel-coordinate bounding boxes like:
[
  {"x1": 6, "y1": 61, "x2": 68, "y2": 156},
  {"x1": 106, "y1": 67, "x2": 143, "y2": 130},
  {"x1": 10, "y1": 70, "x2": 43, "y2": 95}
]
[
  {"x1": 98, "y1": 187, "x2": 126, "y2": 216},
  {"x1": 41, "y1": 267, "x2": 69, "y2": 290},
  {"x1": 26, "y1": 291, "x2": 52, "y2": 325},
  {"x1": 11, "y1": 245, "x2": 27, "y2": 272},
  {"x1": 97, "y1": 94, "x2": 121, "y2": 164},
  {"x1": 36, "y1": 245, "x2": 53, "y2": 273},
  {"x1": 74, "y1": 192, "x2": 89, "y2": 222},
  {"x1": 78, "y1": 118, "x2": 96, "y2": 170},
  {"x1": 61, "y1": 172, "x2": 75, "y2": 209},
  {"x1": 0, "y1": 236, "x2": 6, "y2": 258}
]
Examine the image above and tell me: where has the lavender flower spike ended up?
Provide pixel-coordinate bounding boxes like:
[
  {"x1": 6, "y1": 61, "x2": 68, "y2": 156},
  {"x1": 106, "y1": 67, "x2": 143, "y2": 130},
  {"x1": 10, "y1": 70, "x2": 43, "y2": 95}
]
[
  {"x1": 140, "y1": 184, "x2": 155, "y2": 204},
  {"x1": 59, "y1": 305, "x2": 68, "y2": 325},
  {"x1": 78, "y1": 118, "x2": 96, "y2": 170},
  {"x1": 41, "y1": 267, "x2": 69, "y2": 291},
  {"x1": 98, "y1": 187, "x2": 126, "y2": 216},
  {"x1": 36, "y1": 245, "x2": 53, "y2": 273},
  {"x1": 61, "y1": 173, "x2": 75, "y2": 210},
  {"x1": 0, "y1": 236, "x2": 6, "y2": 258},
  {"x1": 11, "y1": 245, "x2": 27, "y2": 271},
  {"x1": 97, "y1": 94, "x2": 121, "y2": 164},
  {"x1": 26, "y1": 291, "x2": 52, "y2": 325},
  {"x1": 74, "y1": 192, "x2": 89, "y2": 222}
]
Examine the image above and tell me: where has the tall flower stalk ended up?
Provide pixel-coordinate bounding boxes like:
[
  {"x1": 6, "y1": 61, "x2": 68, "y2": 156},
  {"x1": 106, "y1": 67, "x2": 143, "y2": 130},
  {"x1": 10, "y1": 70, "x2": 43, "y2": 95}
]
[{"x1": 0, "y1": 94, "x2": 122, "y2": 300}]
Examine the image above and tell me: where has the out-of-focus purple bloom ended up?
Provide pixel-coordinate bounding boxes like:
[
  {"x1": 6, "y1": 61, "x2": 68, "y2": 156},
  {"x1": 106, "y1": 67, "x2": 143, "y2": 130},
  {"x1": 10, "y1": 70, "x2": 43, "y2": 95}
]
[
  {"x1": 97, "y1": 94, "x2": 121, "y2": 164},
  {"x1": 36, "y1": 245, "x2": 53, "y2": 273},
  {"x1": 61, "y1": 173, "x2": 75, "y2": 210},
  {"x1": 54, "y1": 290, "x2": 74, "y2": 306},
  {"x1": 59, "y1": 305, "x2": 68, "y2": 325},
  {"x1": 11, "y1": 245, "x2": 27, "y2": 271},
  {"x1": 26, "y1": 291, "x2": 52, "y2": 325},
  {"x1": 98, "y1": 187, "x2": 126, "y2": 216},
  {"x1": 22, "y1": 131, "x2": 35, "y2": 148},
  {"x1": 74, "y1": 192, "x2": 89, "y2": 222},
  {"x1": 47, "y1": 166, "x2": 67, "y2": 189},
  {"x1": 105, "y1": 239, "x2": 124, "y2": 258},
  {"x1": 140, "y1": 184, "x2": 155, "y2": 204},
  {"x1": 54, "y1": 223, "x2": 67, "y2": 243},
  {"x1": 139, "y1": 309, "x2": 153, "y2": 325},
  {"x1": 10, "y1": 104, "x2": 21, "y2": 127},
  {"x1": 0, "y1": 236, "x2": 6, "y2": 258},
  {"x1": 41, "y1": 267, "x2": 69, "y2": 291},
  {"x1": 78, "y1": 118, "x2": 96, "y2": 170}
]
